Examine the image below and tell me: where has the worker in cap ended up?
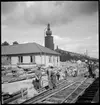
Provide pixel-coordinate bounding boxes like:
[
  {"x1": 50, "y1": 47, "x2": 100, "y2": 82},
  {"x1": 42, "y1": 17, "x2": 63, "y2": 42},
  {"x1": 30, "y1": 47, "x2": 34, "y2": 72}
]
[
  {"x1": 34, "y1": 67, "x2": 42, "y2": 90},
  {"x1": 87, "y1": 61, "x2": 95, "y2": 78},
  {"x1": 56, "y1": 70, "x2": 60, "y2": 82},
  {"x1": 47, "y1": 66, "x2": 56, "y2": 89},
  {"x1": 64, "y1": 69, "x2": 68, "y2": 80},
  {"x1": 32, "y1": 77, "x2": 38, "y2": 90},
  {"x1": 50, "y1": 70, "x2": 57, "y2": 89}
]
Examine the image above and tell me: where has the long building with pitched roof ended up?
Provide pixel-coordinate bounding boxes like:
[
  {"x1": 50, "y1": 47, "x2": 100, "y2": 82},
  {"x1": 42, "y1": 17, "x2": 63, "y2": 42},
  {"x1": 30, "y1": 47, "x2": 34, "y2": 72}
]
[{"x1": 1, "y1": 42, "x2": 60, "y2": 66}]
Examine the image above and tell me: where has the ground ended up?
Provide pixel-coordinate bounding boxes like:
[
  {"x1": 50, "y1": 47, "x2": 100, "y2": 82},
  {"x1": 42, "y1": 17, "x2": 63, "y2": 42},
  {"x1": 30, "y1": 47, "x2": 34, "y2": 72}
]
[{"x1": 2, "y1": 61, "x2": 99, "y2": 102}]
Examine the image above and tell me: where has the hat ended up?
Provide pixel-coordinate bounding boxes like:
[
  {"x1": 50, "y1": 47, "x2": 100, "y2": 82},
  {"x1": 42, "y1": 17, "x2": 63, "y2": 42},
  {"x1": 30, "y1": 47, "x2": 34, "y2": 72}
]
[{"x1": 50, "y1": 66, "x2": 54, "y2": 68}]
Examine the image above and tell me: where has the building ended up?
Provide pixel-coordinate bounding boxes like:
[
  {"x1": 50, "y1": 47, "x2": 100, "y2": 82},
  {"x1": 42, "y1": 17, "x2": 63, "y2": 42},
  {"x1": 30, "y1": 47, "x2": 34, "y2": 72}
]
[
  {"x1": 1, "y1": 42, "x2": 60, "y2": 67},
  {"x1": 55, "y1": 47, "x2": 98, "y2": 62},
  {"x1": 55, "y1": 48, "x2": 83, "y2": 62},
  {"x1": 45, "y1": 23, "x2": 54, "y2": 50}
]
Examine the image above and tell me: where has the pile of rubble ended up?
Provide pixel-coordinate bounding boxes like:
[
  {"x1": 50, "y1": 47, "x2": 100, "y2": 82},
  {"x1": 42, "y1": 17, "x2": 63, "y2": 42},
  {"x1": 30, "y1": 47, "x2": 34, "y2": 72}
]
[
  {"x1": 2, "y1": 61, "x2": 90, "y2": 84},
  {"x1": 2, "y1": 64, "x2": 41, "y2": 83},
  {"x1": 60, "y1": 61, "x2": 88, "y2": 77}
]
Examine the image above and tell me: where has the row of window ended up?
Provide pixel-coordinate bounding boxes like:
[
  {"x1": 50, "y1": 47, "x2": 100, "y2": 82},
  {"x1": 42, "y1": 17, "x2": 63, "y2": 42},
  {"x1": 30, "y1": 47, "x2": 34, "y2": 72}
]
[
  {"x1": 18, "y1": 56, "x2": 58, "y2": 63},
  {"x1": 49, "y1": 56, "x2": 58, "y2": 63},
  {"x1": 18, "y1": 56, "x2": 35, "y2": 63}
]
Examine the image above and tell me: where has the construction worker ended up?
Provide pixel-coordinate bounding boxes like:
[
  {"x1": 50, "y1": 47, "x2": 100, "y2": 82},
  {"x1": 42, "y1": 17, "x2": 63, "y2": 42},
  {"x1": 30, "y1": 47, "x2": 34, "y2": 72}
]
[
  {"x1": 56, "y1": 71, "x2": 60, "y2": 82},
  {"x1": 32, "y1": 77, "x2": 39, "y2": 90},
  {"x1": 64, "y1": 70, "x2": 68, "y2": 80},
  {"x1": 47, "y1": 66, "x2": 57, "y2": 89},
  {"x1": 91, "y1": 62, "x2": 96, "y2": 78},
  {"x1": 50, "y1": 70, "x2": 57, "y2": 89},
  {"x1": 47, "y1": 66, "x2": 53, "y2": 89},
  {"x1": 87, "y1": 61, "x2": 94, "y2": 78},
  {"x1": 34, "y1": 66, "x2": 42, "y2": 89}
]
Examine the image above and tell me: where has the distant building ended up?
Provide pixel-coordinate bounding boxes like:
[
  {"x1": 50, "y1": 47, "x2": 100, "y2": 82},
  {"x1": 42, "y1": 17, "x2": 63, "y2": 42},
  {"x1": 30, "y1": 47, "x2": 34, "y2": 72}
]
[
  {"x1": 1, "y1": 42, "x2": 60, "y2": 67},
  {"x1": 55, "y1": 48, "x2": 98, "y2": 62},
  {"x1": 45, "y1": 23, "x2": 54, "y2": 50}
]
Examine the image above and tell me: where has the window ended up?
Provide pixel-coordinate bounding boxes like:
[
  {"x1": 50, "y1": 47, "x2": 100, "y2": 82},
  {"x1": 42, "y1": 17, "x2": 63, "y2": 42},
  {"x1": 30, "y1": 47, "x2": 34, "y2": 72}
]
[
  {"x1": 21, "y1": 56, "x2": 23, "y2": 63},
  {"x1": 32, "y1": 56, "x2": 35, "y2": 63},
  {"x1": 49, "y1": 56, "x2": 51, "y2": 63},
  {"x1": 18, "y1": 56, "x2": 23, "y2": 63},
  {"x1": 30, "y1": 56, "x2": 33, "y2": 63},
  {"x1": 6, "y1": 56, "x2": 11, "y2": 64},
  {"x1": 18, "y1": 56, "x2": 20, "y2": 63}
]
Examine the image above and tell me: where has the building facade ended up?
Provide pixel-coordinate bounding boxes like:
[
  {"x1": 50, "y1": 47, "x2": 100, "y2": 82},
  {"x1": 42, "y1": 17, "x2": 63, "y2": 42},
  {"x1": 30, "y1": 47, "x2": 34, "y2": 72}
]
[{"x1": 2, "y1": 42, "x2": 60, "y2": 67}]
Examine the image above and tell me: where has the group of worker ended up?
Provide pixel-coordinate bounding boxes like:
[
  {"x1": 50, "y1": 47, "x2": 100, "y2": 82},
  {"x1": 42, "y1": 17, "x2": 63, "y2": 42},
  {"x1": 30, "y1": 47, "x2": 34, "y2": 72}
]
[
  {"x1": 32, "y1": 60, "x2": 98, "y2": 91},
  {"x1": 32, "y1": 66, "x2": 61, "y2": 91}
]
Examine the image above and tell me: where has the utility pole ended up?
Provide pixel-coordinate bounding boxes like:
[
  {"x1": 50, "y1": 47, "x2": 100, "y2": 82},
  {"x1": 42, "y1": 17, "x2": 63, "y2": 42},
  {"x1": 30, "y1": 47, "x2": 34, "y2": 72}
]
[
  {"x1": 44, "y1": 27, "x2": 47, "y2": 46},
  {"x1": 44, "y1": 27, "x2": 47, "y2": 65}
]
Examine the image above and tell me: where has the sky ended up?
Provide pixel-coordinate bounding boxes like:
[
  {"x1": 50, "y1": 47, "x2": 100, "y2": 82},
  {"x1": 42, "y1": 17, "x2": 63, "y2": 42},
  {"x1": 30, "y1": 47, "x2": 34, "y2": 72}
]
[{"x1": 1, "y1": 1, "x2": 99, "y2": 58}]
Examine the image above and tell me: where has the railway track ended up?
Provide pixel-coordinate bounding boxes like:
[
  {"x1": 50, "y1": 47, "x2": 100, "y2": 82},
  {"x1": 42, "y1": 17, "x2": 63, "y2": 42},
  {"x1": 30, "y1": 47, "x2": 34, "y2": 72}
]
[
  {"x1": 34, "y1": 78, "x2": 94, "y2": 103},
  {"x1": 64, "y1": 78, "x2": 94, "y2": 103},
  {"x1": 75, "y1": 77, "x2": 99, "y2": 103},
  {"x1": 20, "y1": 77, "x2": 93, "y2": 104},
  {"x1": 3, "y1": 77, "x2": 94, "y2": 104},
  {"x1": 20, "y1": 78, "x2": 74, "y2": 104},
  {"x1": 5, "y1": 78, "x2": 67, "y2": 104}
]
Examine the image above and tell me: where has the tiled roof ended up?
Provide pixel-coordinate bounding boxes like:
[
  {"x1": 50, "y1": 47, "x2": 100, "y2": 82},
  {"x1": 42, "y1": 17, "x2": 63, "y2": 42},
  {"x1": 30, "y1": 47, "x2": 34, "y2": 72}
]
[{"x1": 2, "y1": 42, "x2": 60, "y2": 56}]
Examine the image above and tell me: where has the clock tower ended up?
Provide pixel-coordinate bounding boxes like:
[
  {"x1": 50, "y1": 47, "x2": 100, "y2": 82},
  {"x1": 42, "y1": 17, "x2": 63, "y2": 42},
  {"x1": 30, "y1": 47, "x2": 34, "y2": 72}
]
[{"x1": 45, "y1": 23, "x2": 54, "y2": 50}]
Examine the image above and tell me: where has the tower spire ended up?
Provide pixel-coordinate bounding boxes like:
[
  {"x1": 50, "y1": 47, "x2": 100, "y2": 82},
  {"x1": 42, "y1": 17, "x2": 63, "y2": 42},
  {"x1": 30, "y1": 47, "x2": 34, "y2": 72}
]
[
  {"x1": 45, "y1": 23, "x2": 54, "y2": 50},
  {"x1": 46, "y1": 23, "x2": 52, "y2": 36},
  {"x1": 47, "y1": 23, "x2": 50, "y2": 30}
]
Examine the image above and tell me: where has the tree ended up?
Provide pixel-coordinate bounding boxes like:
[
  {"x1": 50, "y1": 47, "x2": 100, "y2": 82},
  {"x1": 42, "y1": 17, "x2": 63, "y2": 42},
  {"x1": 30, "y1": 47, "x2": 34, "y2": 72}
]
[
  {"x1": 13, "y1": 41, "x2": 18, "y2": 45},
  {"x1": 1, "y1": 41, "x2": 9, "y2": 46}
]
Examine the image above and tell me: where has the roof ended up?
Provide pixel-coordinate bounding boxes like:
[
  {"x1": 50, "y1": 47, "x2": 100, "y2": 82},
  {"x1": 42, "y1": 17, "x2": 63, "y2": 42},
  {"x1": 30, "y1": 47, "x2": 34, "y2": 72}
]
[
  {"x1": 2, "y1": 42, "x2": 60, "y2": 56},
  {"x1": 55, "y1": 48, "x2": 85, "y2": 57}
]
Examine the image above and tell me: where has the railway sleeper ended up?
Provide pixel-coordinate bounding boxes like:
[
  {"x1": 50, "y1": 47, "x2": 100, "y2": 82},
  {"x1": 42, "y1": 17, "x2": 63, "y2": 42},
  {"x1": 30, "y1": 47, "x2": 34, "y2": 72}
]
[
  {"x1": 40, "y1": 100, "x2": 54, "y2": 103},
  {"x1": 85, "y1": 89, "x2": 98, "y2": 93},
  {"x1": 77, "y1": 96, "x2": 94, "y2": 100},
  {"x1": 21, "y1": 80, "x2": 70, "y2": 104},
  {"x1": 85, "y1": 91, "x2": 98, "y2": 95},
  {"x1": 76, "y1": 100, "x2": 91, "y2": 103},
  {"x1": 85, "y1": 91, "x2": 97, "y2": 93},
  {"x1": 82, "y1": 94, "x2": 95, "y2": 97},
  {"x1": 45, "y1": 98, "x2": 62, "y2": 103},
  {"x1": 21, "y1": 78, "x2": 87, "y2": 104},
  {"x1": 89, "y1": 87, "x2": 99, "y2": 89}
]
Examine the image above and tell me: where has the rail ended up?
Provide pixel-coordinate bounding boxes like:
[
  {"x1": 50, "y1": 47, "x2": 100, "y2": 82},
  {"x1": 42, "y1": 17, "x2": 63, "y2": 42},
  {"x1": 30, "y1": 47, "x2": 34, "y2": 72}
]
[
  {"x1": 4, "y1": 78, "x2": 66, "y2": 104},
  {"x1": 23, "y1": 77, "x2": 88, "y2": 104},
  {"x1": 34, "y1": 78, "x2": 93, "y2": 103}
]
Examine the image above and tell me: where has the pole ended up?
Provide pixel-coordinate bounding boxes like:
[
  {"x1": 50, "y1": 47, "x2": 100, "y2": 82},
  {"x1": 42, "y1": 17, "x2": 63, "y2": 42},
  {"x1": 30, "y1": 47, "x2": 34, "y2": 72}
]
[
  {"x1": 44, "y1": 27, "x2": 47, "y2": 66},
  {"x1": 44, "y1": 27, "x2": 47, "y2": 46}
]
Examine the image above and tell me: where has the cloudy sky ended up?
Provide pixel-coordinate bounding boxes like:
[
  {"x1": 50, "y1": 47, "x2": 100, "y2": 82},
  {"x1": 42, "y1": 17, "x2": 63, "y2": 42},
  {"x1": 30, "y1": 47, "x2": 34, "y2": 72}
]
[{"x1": 1, "y1": 1, "x2": 98, "y2": 58}]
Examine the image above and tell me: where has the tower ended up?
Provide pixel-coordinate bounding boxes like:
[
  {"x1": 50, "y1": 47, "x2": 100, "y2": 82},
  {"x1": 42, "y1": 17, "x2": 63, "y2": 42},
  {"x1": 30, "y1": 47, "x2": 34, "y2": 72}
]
[{"x1": 45, "y1": 23, "x2": 54, "y2": 50}]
